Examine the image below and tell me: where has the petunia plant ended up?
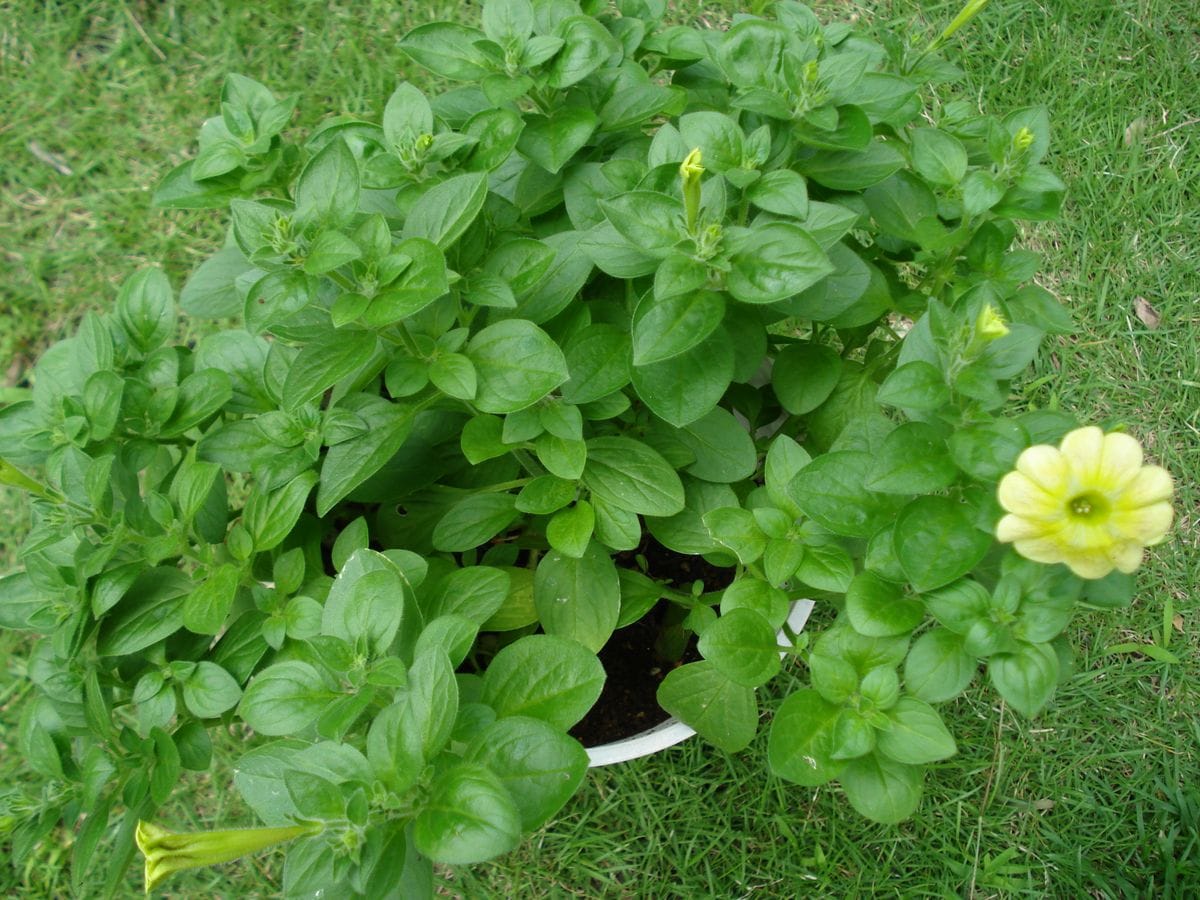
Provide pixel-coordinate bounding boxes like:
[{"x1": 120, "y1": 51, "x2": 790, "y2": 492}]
[{"x1": 0, "y1": 0, "x2": 1175, "y2": 895}]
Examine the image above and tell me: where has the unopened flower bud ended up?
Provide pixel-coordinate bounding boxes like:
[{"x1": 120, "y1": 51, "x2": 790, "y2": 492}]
[
  {"x1": 137, "y1": 820, "x2": 320, "y2": 893},
  {"x1": 975, "y1": 303, "x2": 1010, "y2": 341},
  {"x1": 680, "y1": 147, "x2": 704, "y2": 232}
]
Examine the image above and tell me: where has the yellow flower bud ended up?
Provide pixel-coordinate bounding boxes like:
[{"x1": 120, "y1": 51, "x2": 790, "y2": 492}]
[
  {"x1": 1013, "y1": 126, "x2": 1035, "y2": 152},
  {"x1": 680, "y1": 147, "x2": 704, "y2": 233},
  {"x1": 136, "y1": 820, "x2": 319, "y2": 894},
  {"x1": 975, "y1": 303, "x2": 1010, "y2": 341}
]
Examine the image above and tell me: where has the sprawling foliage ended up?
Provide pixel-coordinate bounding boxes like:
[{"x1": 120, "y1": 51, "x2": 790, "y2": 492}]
[{"x1": 0, "y1": 0, "x2": 1168, "y2": 895}]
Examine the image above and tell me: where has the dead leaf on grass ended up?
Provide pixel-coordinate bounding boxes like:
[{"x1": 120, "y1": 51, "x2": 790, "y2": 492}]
[
  {"x1": 1033, "y1": 798, "x2": 1055, "y2": 812},
  {"x1": 1133, "y1": 296, "x2": 1161, "y2": 330},
  {"x1": 1173, "y1": 614, "x2": 1184, "y2": 633}
]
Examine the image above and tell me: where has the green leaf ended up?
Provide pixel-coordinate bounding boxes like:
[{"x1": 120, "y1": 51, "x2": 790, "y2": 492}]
[
  {"x1": 989, "y1": 642, "x2": 1059, "y2": 717},
  {"x1": 583, "y1": 436, "x2": 685, "y2": 516},
  {"x1": 924, "y1": 578, "x2": 991, "y2": 635},
  {"x1": 904, "y1": 628, "x2": 977, "y2": 703},
  {"x1": 518, "y1": 108, "x2": 598, "y2": 174},
  {"x1": 153, "y1": 161, "x2": 244, "y2": 209},
  {"x1": 546, "y1": 501, "x2": 595, "y2": 559},
  {"x1": 845, "y1": 572, "x2": 923, "y2": 638},
  {"x1": 962, "y1": 169, "x2": 1006, "y2": 216},
  {"x1": 96, "y1": 568, "x2": 191, "y2": 656},
  {"x1": 720, "y1": 576, "x2": 789, "y2": 631},
  {"x1": 183, "y1": 563, "x2": 241, "y2": 635},
  {"x1": 432, "y1": 493, "x2": 520, "y2": 552},
  {"x1": 363, "y1": 237, "x2": 449, "y2": 326},
  {"x1": 182, "y1": 661, "x2": 242, "y2": 718},
  {"x1": 284, "y1": 770, "x2": 345, "y2": 821},
  {"x1": 875, "y1": 696, "x2": 957, "y2": 765},
  {"x1": 403, "y1": 172, "x2": 489, "y2": 249},
  {"x1": 697, "y1": 608, "x2": 780, "y2": 687},
  {"x1": 630, "y1": 328, "x2": 734, "y2": 427},
  {"x1": 632, "y1": 290, "x2": 725, "y2": 365},
  {"x1": 180, "y1": 247, "x2": 257, "y2": 318},
  {"x1": 481, "y1": 634, "x2": 605, "y2": 730},
  {"x1": 840, "y1": 753, "x2": 923, "y2": 824},
  {"x1": 679, "y1": 111, "x2": 744, "y2": 172},
  {"x1": 893, "y1": 496, "x2": 991, "y2": 592},
  {"x1": 303, "y1": 230, "x2": 361, "y2": 275},
  {"x1": 726, "y1": 223, "x2": 833, "y2": 304},
  {"x1": 788, "y1": 451, "x2": 906, "y2": 538},
  {"x1": 877, "y1": 361, "x2": 950, "y2": 411},
  {"x1": 482, "y1": 238, "x2": 557, "y2": 298},
  {"x1": 533, "y1": 542, "x2": 619, "y2": 652},
  {"x1": 677, "y1": 407, "x2": 756, "y2": 483},
  {"x1": 658, "y1": 660, "x2": 758, "y2": 753},
  {"x1": 295, "y1": 137, "x2": 359, "y2": 228},
  {"x1": 429, "y1": 353, "x2": 478, "y2": 400},
  {"x1": 772, "y1": 342, "x2": 843, "y2": 415},
  {"x1": 468, "y1": 319, "x2": 569, "y2": 413},
  {"x1": 599, "y1": 191, "x2": 684, "y2": 258},
  {"x1": 547, "y1": 15, "x2": 619, "y2": 88},
  {"x1": 238, "y1": 661, "x2": 335, "y2": 736},
  {"x1": 748, "y1": 169, "x2": 809, "y2": 218},
  {"x1": 317, "y1": 398, "x2": 415, "y2": 515},
  {"x1": 116, "y1": 268, "x2": 175, "y2": 353},
  {"x1": 322, "y1": 549, "x2": 409, "y2": 654},
  {"x1": 703, "y1": 507, "x2": 767, "y2": 565},
  {"x1": 910, "y1": 128, "x2": 968, "y2": 187},
  {"x1": 793, "y1": 540, "x2": 855, "y2": 592},
  {"x1": 798, "y1": 142, "x2": 905, "y2": 190},
  {"x1": 465, "y1": 716, "x2": 587, "y2": 830},
  {"x1": 767, "y1": 688, "x2": 846, "y2": 786},
  {"x1": 244, "y1": 471, "x2": 318, "y2": 553},
  {"x1": 283, "y1": 330, "x2": 377, "y2": 411},
  {"x1": 382, "y1": 83, "x2": 434, "y2": 148},
  {"x1": 560, "y1": 324, "x2": 631, "y2": 404},
  {"x1": 865, "y1": 422, "x2": 958, "y2": 494},
  {"x1": 413, "y1": 764, "x2": 521, "y2": 865},
  {"x1": 401, "y1": 22, "x2": 494, "y2": 81}
]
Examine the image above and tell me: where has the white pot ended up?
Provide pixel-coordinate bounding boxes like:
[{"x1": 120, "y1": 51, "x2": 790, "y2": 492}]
[{"x1": 585, "y1": 599, "x2": 815, "y2": 767}]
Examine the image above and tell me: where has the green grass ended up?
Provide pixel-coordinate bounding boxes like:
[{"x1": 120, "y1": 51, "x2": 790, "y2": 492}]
[{"x1": 2, "y1": 0, "x2": 1199, "y2": 896}]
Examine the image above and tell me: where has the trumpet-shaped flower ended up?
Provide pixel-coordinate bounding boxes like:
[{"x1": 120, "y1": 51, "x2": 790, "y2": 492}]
[
  {"x1": 136, "y1": 819, "x2": 318, "y2": 893},
  {"x1": 996, "y1": 426, "x2": 1173, "y2": 579}
]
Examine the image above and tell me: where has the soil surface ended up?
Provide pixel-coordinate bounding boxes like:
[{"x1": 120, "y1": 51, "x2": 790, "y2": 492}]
[{"x1": 569, "y1": 539, "x2": 735, "y2": 747}]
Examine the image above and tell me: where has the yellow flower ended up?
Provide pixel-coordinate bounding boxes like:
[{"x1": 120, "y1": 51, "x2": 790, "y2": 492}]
[
  {"x1": 996, "y1": 426, "x2": 1174, "y2": 579},
  {"x1": 136, "y1": 820, "x2": 318, "y2": 893}
]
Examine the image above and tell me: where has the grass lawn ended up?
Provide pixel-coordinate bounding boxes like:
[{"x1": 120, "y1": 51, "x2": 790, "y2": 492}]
[{"x1": 2, "y1": 0, "x2": 1198, "y2": 895}]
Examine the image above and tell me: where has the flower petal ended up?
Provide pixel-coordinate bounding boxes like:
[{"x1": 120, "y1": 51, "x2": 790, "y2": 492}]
[
  {"x1": 996, "y1": 513, "x2": 1049, "y2": 542},
  {"x1": 1119, "y1": 465, "x2": 1173, "y2": 508},
  {"x1": 998, "y1": 471, "x2": 1062, "y2": 518},
  {"x1": 1014, "y1": 445, "x2": 1069, "y2": 493},
  {"x1": 1059, "y1": 426, "x2": 1104, "y2": 468},
  {"x1": 1108, "y1": 541, "x2": 1144, "y2": 574},
  {"x1": 1111, "y1": 501, "x2": 1174, "y2": 544},
  {"x1": 1095, "y1": 431, "x2": 1144, "y2": 490},
  {"x1": 1013, "y1": 535, "x2": 1067, "y2": 565},
  {"x1": 1062, "y1": 548, "x2": 1115, "y2": 579}
]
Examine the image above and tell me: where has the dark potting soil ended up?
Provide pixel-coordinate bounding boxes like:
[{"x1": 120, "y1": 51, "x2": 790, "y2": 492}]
[{"x1": 568, "y1": 540, "x2": 736, "y2": 747}]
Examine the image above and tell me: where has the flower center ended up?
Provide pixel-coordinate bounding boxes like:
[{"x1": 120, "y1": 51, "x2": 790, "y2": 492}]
[{"x1": 1067, "y1": 491, "x2": 1110, "y2": 520}]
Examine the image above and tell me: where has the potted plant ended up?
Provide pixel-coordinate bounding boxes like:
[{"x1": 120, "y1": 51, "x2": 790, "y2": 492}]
[{"x1": 0, "y1": 0, "x2": 1175, "y2": 895}]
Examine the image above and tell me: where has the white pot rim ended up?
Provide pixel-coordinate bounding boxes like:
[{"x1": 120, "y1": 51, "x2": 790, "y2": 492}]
[{"x1": 585, "y1": 599, "x2": 815, "y2": 767}]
